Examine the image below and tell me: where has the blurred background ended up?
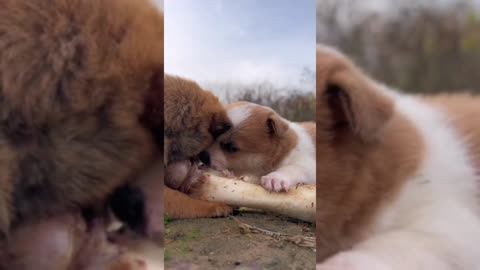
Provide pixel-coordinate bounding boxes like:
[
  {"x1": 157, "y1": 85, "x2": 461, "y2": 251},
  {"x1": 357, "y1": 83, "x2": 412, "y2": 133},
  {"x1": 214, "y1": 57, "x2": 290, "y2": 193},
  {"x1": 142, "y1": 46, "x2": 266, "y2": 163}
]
[
  {"x1": 165, "y1": 0, "x2": 316, "y2": 121},
  {"x1": 317, "y1": 0, "x2": 480, "y2": 94}
]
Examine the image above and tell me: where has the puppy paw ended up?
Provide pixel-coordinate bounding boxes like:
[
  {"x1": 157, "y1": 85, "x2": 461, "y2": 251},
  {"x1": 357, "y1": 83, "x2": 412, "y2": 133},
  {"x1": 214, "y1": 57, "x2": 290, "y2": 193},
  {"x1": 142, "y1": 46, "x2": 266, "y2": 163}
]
[
  {"x1": 317, "y1": 251, "x2": 391, "y2": 270},
  {"x1": 261, "y1": 172, "x2": 294, "y2": 192},
  {"x1": 206, "y1": 202, "x2": 234, "y2": 217}
]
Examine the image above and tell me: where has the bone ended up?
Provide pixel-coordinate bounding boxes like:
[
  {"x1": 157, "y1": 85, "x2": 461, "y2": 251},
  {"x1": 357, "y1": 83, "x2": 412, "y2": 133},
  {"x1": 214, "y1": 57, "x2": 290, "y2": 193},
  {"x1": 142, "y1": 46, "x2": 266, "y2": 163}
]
[{"x1": 190, "y1": 172, "x2": 316, "y2": 223}]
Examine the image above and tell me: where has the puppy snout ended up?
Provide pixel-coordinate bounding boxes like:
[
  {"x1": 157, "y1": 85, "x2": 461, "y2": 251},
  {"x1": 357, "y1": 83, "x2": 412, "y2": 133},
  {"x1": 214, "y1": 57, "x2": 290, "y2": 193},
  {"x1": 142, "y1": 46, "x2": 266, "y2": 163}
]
[{"x1": 198, "y1": 151, "x2": 211, "y2": 167}]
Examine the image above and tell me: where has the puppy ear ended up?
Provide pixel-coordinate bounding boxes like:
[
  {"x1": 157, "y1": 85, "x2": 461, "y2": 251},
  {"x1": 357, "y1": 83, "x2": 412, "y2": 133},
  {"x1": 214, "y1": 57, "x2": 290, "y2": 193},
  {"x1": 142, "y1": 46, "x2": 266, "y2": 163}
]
[
  {"x1": 209, "y1": 113, "x2": 232, "y2": 139},
  {"x1": 325, "y1": 79, "x2": 393, "y2": 142},
  {"x1": 266, "y1": 113, "x2": 289, "y2": 138}
]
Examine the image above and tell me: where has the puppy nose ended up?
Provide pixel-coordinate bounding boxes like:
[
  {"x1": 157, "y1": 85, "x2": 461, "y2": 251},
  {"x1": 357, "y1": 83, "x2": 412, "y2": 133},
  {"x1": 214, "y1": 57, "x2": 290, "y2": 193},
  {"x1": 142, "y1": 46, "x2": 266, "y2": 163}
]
[{"x1": 198, "y1": 151, "x2": 211, "y2": 167}]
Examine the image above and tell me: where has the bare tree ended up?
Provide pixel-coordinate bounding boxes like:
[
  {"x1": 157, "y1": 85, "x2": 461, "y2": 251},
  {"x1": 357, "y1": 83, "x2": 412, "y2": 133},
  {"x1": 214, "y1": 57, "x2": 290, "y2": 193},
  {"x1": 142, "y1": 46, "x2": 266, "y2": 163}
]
[{"x1": 317, "y1": 0, "x2": 480, "y2": 93}]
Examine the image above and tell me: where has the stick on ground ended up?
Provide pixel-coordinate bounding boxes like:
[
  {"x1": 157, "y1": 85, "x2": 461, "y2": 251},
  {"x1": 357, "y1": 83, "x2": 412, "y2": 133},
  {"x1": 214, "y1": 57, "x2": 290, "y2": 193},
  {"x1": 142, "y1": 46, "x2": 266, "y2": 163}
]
[{"x1": 233, "y1": 218, "x2": 316, "y2": 251}]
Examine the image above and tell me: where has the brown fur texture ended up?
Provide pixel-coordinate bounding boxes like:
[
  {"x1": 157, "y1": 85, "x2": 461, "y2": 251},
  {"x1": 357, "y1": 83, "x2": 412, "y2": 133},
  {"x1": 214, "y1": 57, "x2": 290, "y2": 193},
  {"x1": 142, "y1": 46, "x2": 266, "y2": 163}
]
[
  {"x1": 0, "y1": 0, "x2": 163, "y2": 235},
  {"x1": 163, "y1": 75, "x2": 234, "y2": 219},
  {"x1": 164, "y1": 75, "x2": 231, "y2": 164},
  {"x1": 315, "y1": 46, "x2": 424, "y2": 260}
]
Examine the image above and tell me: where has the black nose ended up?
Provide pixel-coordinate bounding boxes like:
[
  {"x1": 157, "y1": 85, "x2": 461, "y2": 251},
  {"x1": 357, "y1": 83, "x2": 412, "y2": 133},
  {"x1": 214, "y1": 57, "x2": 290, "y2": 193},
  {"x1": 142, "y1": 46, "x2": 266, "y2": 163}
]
[{"x1": 198, "y1": 151, "x2": 211, "y2": 167}]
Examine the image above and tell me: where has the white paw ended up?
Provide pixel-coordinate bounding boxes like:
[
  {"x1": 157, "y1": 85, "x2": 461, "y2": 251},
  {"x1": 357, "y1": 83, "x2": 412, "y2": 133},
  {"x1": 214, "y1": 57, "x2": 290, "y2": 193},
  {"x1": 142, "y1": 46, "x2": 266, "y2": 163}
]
[
  {"x1": 317, "y1": 251, "x2": 391, "y2": 270},
  {"x1": 261, "y1": 172, "x2": 294, "y2": 192}
]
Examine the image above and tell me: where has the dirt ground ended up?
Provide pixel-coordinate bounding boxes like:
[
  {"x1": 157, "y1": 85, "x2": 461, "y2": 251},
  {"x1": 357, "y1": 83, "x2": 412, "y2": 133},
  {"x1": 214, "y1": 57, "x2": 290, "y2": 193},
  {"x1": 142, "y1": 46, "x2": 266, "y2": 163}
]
[{"x1": 165, "y1": 211, "x2": 316, "y2": 270}]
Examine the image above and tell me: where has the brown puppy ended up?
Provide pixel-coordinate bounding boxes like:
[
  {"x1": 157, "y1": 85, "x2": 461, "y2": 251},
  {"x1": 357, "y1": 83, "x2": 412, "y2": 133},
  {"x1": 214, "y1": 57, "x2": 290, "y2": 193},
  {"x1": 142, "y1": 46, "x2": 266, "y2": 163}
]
[
  {"x1": 164, "y1": 75, "x2": 231, "y2": 165},
  {"x1": 0, "y1": 0, "x2": 163, "y2": 234},
  {"x1": 164, "y1": 75, "x2": 233, "y2": 219},
  {"x1": 0, "y1": 0, "x2": 164, "y2": 269}
]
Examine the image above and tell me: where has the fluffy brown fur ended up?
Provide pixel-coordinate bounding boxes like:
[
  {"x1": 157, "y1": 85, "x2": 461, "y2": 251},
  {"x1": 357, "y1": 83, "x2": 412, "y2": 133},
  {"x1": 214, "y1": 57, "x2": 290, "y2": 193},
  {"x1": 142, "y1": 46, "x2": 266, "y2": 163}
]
[
  {"x1": 164, "y1": 75, "x2": 231, "y2": 164},
  {"x1": 0, "y1": 0, "x2": 165, "y2": 269},
  {"x1": 315, "y1": 47, "x2": 424, "y2": 260},
  {"x1": 164, "y1": 75, "x2": 234, "y2": 219},
  {"x1": 0, "y1": 0, "x2": 163, "y2": 235}
]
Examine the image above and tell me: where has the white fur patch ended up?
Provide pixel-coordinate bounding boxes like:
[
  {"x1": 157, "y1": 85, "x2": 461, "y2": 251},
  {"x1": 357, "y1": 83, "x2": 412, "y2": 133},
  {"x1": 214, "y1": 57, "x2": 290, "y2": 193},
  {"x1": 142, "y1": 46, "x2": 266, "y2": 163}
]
[
  {"x1": 227, "y1": 105, "x2": 251, "y2": 126},
  {"x1": 276, "y1": 122, "x2": 316, "y2": 185},
  {"x1": 351, "y1": 90, "x2": 480, "y2": 270}
]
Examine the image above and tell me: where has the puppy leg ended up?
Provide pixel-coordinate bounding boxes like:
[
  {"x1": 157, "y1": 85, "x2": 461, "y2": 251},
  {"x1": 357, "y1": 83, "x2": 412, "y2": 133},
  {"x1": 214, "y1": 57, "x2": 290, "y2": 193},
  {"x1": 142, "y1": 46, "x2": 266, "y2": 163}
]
[{"x1": 165, "y1": 187, "x2": 233, "y2": 219}]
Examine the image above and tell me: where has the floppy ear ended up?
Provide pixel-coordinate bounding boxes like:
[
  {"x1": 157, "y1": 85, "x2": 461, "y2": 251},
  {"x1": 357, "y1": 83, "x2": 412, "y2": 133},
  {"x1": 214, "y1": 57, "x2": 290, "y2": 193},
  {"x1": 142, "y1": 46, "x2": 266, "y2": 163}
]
[
  {"x1": 266, "y1": 113, "x2": 289, "y2": 138},
  {"x1": 325, "y1": 76, "x2": 393, "y2": 142}
]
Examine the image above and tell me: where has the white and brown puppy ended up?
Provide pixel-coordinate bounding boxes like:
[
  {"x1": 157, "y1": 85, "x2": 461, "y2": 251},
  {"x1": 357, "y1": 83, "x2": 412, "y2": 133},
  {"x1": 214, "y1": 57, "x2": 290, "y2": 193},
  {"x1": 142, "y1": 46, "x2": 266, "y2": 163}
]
[
  {"x1": 204, "y1": 102, "x2": 316, "y2": 192},
  {"x1": 315, "y1": 45, "x2": 480, "y2": 270}
]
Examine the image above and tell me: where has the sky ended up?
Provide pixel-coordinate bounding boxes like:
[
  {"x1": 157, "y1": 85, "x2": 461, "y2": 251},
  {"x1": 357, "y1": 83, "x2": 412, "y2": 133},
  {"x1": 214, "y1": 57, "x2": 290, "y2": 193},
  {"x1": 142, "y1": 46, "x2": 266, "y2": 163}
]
[{"x1": 164, "y1": 0, "x2": 316, "y2": 97}]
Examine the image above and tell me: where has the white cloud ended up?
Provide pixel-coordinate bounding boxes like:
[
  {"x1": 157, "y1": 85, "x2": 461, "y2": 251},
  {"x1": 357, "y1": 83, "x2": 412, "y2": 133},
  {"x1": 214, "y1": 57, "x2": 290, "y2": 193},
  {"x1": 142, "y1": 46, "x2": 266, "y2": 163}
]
[
  {"x1": 213, "y1": 60, "x2": 301, "y2": 88},
  {"x1": 165, "y1": 0, "x2": 315, "y2": 97}
]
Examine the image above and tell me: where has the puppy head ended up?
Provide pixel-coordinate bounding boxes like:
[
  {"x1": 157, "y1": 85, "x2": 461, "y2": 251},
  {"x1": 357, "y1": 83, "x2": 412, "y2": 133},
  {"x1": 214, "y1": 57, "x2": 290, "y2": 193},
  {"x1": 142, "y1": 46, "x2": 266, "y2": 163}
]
[
  {"x1": 164, "y1": 75, "x2": 232, "y2": 164},
  {"x1": 205, "y1": 102, "x2": 295, "y2": 176}
]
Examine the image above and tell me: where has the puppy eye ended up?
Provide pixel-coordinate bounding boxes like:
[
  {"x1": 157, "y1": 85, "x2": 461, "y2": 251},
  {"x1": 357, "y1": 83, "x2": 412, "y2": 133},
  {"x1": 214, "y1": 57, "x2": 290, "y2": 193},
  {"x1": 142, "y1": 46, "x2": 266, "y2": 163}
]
[{"x1": 221, "y1": 141, "x2": 239, "y2": 153}]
